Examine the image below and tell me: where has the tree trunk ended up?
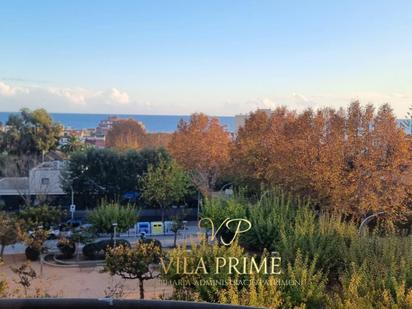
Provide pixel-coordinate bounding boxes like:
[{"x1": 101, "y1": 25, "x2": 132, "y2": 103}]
[
  {"x1": 138, "y1": 279, "x2": 144, "y2": 299},
  {"x1": 0, "y1": 244, "x2": 4, "y2": 258},
  {"x1": 173, "y1": 232, "x2": 177, "y2": 247},
  {"x1": 161, "y1": 207, "x2": 165, "y2": 235}
]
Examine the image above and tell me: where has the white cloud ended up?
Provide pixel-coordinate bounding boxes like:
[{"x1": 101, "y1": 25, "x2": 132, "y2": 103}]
[
  {"x1": 109, "y1": 88, "x2": 130, "y2": 104},
  {"x1": 0, "y1": 81, "x2": 139, "y2": 113},
  {"x1": 0, "y1": 81, "x2": 29, "y2": 96},
  {"x1": 0, "y1": 80, "x2": 411, "y2": 117},
  {"x1": 47, "y1": 87, "x2": 95, "y2": 105}
]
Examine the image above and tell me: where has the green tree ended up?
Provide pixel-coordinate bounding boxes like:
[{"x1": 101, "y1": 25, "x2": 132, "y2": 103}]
[
  {"x1": 0, "y1": 108, "x2": 62, "y2": 157},
  {"x1": 61, "y1": 147, "x2": 171, "y2": 208},
  {"x1": 140, "y1": 159, "x2": 190, "y2": 222},
  {"x1": 88, "y1": 203, "x2": 138, "y2": 239},
  {"x1": 105, "y1": 241, "x2": 162, "y2": 299},
  {"x1": 0, "y1": 212, "x2": 20, "y2": 257},
  {"x1": 200, "y1": 196, "x2": 246, "y2": 244},
  {"x1": 60, "y1": 135, "x2": 88, "y2": 154},
  {"x1": 170, "y1": 215, "x2": 184, "y2": 248},
  {"x1": 18, "y1": 205, "x2": 62, "y2": 230}
]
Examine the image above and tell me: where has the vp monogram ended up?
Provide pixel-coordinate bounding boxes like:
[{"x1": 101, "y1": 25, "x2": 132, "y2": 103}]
[{"x1": 198, "y1": 217, "x2": 252, "y2": 245}]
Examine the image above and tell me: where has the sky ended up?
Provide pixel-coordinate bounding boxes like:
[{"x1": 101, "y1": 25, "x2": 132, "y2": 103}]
[{"x1": 0, "y1": 0, "x2": 412, "y2": 116}]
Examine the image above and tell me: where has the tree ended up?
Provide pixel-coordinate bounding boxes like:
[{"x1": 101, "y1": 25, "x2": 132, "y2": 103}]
[
  {"x1": 0, "y1": 108, "x2": 62, "y2": 158},
  {"x1": 61, "y1": 147, "x2": 171, "y2": 208},
  {"x1": 106, "y1": 118, "x2": 147, "y2": 151},
  {"x1": 60, "y1": 135, "x2": 88, "y2": 154},
  {"x1": 17, "y1": 205, "x2": 62, "y2": 260},
  {"x1": 231, "y1": 102, "x2": 411, "y2": 220},
  {"x1": 18, "y1": 205, "x2": 62, "y2": 231},
  {"x1": 88, "y1": 203, "x2": 138, "y2": 239},
  {"x1": 169, "y1": 113, "x2": 231, "y2": 196},
  {"x1": 140, "y1": 159, "x2": 190, "y2": 223},
  {"x1": 105, "y1": 241, "x2": 162, "y2": 299},
  {"x1": 142, "y1": 133, "x2": 173, "y2": 149},
  {"x1": 0, "y1": 212, "x2": 20, "y2": 257},
  {"x1": 170, "y1": 216, "x2": 184, "y2": 248}
]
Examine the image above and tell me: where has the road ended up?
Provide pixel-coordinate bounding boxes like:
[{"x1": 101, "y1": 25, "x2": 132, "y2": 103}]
[{"x1": 3, "y1": 221, "x2": 203, "y2": 255}]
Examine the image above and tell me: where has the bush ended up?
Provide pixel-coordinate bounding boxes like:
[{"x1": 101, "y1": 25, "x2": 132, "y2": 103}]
[
  {"x1": 57, "y1": 239, "x2": 76, "y2": 259},
  {"x1": 187, "y1": 190, "x2": 412, "y2": 308},
  {"x1": 25, "y1": 246, "x2": 40, "y2": 261},
  {"x1": 88, "y1": 203, "x2": 138, "y2": 238}
]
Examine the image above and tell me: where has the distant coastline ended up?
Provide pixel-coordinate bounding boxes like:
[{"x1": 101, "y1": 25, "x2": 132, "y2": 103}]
[{"x1": 0, "y1": 112, "x2": 235, "y2": 133}]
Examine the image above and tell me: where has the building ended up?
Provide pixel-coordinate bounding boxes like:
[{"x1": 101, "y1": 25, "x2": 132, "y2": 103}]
[
  {"x1": 0, "y1": 161, "x2": 66, "y2": 209},
  {"x1": 29, "y1": 161, "x2": 66, "y2": 195}
]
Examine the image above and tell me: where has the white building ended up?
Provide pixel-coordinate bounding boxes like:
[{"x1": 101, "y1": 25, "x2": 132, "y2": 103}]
[
  {"x1": 29, "y1": 161, "x2": 65, "y2": 195},
  {"x1": 0, "y1": 161, "x2": 65, "y2": 197}
]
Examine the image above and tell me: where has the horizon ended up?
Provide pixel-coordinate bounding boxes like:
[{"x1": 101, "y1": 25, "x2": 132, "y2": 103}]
[{"x1": 1, "y1": 1, "x2": 412, "y2": 117}]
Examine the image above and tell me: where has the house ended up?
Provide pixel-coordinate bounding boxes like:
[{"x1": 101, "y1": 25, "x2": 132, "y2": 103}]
[{"x1": 0, "y1": 161, "x2": 66, "y2": 209}]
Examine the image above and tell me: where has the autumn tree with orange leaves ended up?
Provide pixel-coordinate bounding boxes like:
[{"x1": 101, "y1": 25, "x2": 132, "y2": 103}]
[
  {"x1": 232, "y1": 102, "x2": 411, "y2": 220},
  {"x1": 106, "y1": 118, "x2": 147, "y2": 151},
  {"x1": 169, "y1": 113, "x2": 231, "y2": 196}
]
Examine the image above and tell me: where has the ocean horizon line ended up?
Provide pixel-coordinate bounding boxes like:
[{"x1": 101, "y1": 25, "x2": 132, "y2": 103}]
[{"x1": 0, "y1": 111, "x2": 236, "y2": 133}]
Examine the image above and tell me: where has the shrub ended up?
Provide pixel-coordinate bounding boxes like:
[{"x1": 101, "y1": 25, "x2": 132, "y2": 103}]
[
  {"x1": 57, "y1": 238, "x2": 76, "y2": 259},
  {"x1": 88, "y1": 203, "x2": 138, "y2": 238}
]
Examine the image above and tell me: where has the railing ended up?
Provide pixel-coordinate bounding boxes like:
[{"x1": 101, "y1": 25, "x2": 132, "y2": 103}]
[{"x1": 0, "y1": 299, "x2": 259, "y2": 309}]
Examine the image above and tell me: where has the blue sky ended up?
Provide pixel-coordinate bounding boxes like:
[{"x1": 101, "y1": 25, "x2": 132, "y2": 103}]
[{"x1": 1, "y1": 0, "x2": 412, "y2": 116}]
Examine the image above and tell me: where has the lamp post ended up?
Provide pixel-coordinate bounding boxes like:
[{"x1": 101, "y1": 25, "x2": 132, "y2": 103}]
[
  {"x1": 359, "y1": 211, "x2": 385, "y2": 234},
  {"x1": 112, "y1": 223, "x2": 118, "y2": 247},
  {"x1": 219, "y1": 182, "x2": 233, "y2": 197},
  {"x1": 69, "y1": 166, "x2": 88, "y2": 222}
]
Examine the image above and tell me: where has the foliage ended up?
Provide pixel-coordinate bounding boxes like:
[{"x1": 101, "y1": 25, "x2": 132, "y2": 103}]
[
  {"x1": 106, "y1": 118, "x2": 147, "y2": 151},
  {"x1": 0, "y1": 212, "x2": 20, "y2": 257},
  {"x1": 105, "y1": 241, "x2": 162, "y2": 299},
  {"x1": 0, "y1": 108, "x2": 62, "y2": 156},
  {"x1": 61, "y1": 147, "x2": 171, "y2": 206},
  {"x1": 170, "y1": 215, "x2": 184, "y2": 247},
  {"x1": 200, "y1": 196, "x2": 246, "y2": 244},
  {"x1": 170, "y1": 191, "x2": 412, "y2": 308},
  {"x1": 140, "y1": 159, "x2": 190, "y2": 219},
  {"x1": 0, "y1": 258, "x2": 8, "y2": 297},
  {"x1": 22, "y1": 227, "x2": 50, "y2": 261},
  {"x1": 57, "y1": 237, "x2": 76, "y2": 259},
  {"x1": 10, "y1": 262, "x2": 37, "y2": 297},
  {"x1": 60, "y1": 135, "x2": 88, "y2": 154},
  {"x1": 18, "y1": 204, "x2": 62, "y2": 230},
  {"x1": 17, "y1": 205, "x2": 62, "y2": 261},
  {"x1": 169, "y1": 113, "x2": 231, "y2": 195},
  {"x1": 142, "y1": 132, "x2": 173, "y2": 149},
  {"x1": 161, "y1": 239, "x2": 246, "y2": 303},
  {"x1": 231, "y1": 102, "x2": 411, "y2": 220},
  {"x1": 88, "y1": 203, "x2": 138, "y2": 237},
  {"x1": 330, "y1": 234, "x2": 412, "y2": 308}
]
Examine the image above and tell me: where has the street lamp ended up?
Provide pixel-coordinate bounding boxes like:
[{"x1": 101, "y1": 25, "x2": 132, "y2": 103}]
[
  {"x1": 112, "y1": 223, "x2": 118, "y2": 247},
  {"x1": 69, "y1": 166, "x2": 89, "y2": 221},
  {"x1": 359, "y1": 211, "x2": 385, "y2": 234},
  {"x1": 219, "y1": 182, "x2": 233, "y2": 197}
]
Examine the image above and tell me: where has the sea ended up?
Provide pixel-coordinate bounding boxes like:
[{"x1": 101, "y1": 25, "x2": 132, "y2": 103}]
[{"x1": 0, "y1": 112, "x2": 235, "y2": 133}]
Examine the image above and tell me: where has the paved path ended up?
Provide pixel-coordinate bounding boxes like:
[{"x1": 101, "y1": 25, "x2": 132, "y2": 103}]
[{"x1": 3, "y1": 221, "x2": 202, "y2": 255}]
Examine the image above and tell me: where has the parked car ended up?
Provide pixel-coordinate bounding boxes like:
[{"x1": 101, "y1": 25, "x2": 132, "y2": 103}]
[{"x1": 59, "y1": 220, "x2": 93, "y2": 237}]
